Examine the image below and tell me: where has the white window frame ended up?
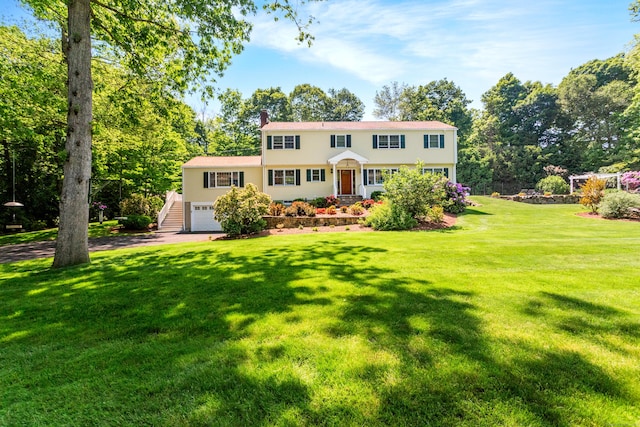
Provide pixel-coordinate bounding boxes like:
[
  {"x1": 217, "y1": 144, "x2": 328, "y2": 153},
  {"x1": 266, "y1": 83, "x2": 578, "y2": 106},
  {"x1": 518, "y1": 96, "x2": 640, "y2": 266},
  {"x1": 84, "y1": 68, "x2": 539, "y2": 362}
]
[
  {"x1": 366, "y1": 168, "x2": 398, "y2": 186},
  {"x1": 335, "y1": 135, "x2": 347, "y2": 148},
  {"x1": 273, "y1": 169, "x2": 297, "y2": 186},
  {"x1": 208, "y1": 171, "x2": 241, "y2": 188},
  {"x1": 309, "y1": 169, "x2": 322, "y2": 182},
  {"x1": 378, "y1": 135, "x2": 401, "y2": 149},
  {"x1": 428, "y1": 135, "x2": 440, "y2": 149},
  {"x1": 272, "y1": 135, "x2": 296, "y2": 150},
  {"x1": 422, "y1": 167, "x2": 448, "y2": 176}
]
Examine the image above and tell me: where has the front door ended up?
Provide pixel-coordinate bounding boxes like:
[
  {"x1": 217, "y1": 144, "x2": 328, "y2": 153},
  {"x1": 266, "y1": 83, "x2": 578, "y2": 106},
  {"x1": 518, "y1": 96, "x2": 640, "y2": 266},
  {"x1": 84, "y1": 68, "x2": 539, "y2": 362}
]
[{"x1": 340, "y1": 170, "x2": 353, "y2": 195}]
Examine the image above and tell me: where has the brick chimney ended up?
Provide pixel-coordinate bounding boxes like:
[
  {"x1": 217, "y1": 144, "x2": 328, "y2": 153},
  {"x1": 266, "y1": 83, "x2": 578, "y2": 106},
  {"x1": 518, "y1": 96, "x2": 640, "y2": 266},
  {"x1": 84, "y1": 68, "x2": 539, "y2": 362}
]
[{"x1": 260, "y1": 109, "x2": 269, "y2": 128}]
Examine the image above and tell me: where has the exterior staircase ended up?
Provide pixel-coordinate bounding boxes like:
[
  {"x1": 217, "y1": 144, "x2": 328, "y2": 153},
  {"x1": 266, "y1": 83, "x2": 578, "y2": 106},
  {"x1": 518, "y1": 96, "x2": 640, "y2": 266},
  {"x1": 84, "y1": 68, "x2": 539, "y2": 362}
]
[
  {"x1": 158, "y1": 194, "x2": 183, "y2": 232},
  {"x1": 338, "y1": 195, "x2": 363, "y2": 206}
]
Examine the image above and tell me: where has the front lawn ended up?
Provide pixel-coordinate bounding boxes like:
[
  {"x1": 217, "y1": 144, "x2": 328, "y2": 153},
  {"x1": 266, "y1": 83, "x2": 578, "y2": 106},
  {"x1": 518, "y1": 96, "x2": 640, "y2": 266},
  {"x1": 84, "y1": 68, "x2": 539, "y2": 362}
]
[
  {"x1": 0, "y1": 220, "x2": 121, "y2": 246},
  {"x1": 1, "y1": 197, "x2": 639, "y2": 425}
]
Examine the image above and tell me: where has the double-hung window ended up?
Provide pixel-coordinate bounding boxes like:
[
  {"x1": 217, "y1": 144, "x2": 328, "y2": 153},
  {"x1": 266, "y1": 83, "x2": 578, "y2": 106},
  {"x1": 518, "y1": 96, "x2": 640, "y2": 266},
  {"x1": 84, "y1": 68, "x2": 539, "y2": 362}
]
[
  {"x1": 422, "y1": 167, "x2": 449, "y2": 178},
  {"x1": 373, "y1": 134, "x2": 405, "y2": 149},
  {"x1": 268, "y1": 135, "x2": 300, "y2": 149},
  {"x1": 204, "y1": 171, "x2": 243, "y2": 188},
  {"x1": 366, "y1": 168, "x2": 398, "y2": 185},
  {"x1": 424, "y1": 134, "x2": 445, "y2": 149},
  {"x1": 269, "y1": 169, "x2": 300, "y2": 186},
  {"x1": 307, "y1": 168, "x2": 326, "y2": 182}
]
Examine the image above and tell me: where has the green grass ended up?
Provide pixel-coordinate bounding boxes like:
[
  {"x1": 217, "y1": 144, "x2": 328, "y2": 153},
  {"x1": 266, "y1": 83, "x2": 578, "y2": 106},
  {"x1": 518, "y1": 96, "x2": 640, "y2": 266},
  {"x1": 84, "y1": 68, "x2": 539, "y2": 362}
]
[
  {"x1": 0, "y1": 220, "x2": 124, "y2": 246},
  {"x1": 1, "y1": 197, "x2": 639, "y2": 426}
]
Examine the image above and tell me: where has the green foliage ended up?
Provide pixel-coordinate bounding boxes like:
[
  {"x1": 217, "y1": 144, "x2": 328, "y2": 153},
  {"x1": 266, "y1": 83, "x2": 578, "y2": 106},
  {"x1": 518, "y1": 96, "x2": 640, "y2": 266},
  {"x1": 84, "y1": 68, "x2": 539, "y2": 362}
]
[
  {"x1": 119, "y1": 215, "x2": 152, "y2": 230},
  {"x1": 120, "y1": 194, "x2": 163, "y2": 218},
  {"x1": 363, "y1": 201, "x2": 417, "y2": 230},
  {"x1": 213, "y1": 183, "x2": 271, "y2": 236},
  {"x1": 599, "y1": 191, "x2": 640, "y2": 218},
  {"x1": 536, "y1": 176, "x2": 570, "y2": 194},
  {"x1": 383, "y1": 164, "x2": 447, "y2": 220},
  {"x1": 349, "y1": 203, "x2": 365, "y2": 216},
  {"x1": 579, "y1": 176, "x2": 607, "y2": 213},
  {"x1": 427, "y1": 205, "x2": 445, "y2": 223},
  {"x1": 310, "y1": 197, "x2": 328, "y2": 208},
  {"x1": 369, "y1": 191, "x2": 384, "y2": 201}
]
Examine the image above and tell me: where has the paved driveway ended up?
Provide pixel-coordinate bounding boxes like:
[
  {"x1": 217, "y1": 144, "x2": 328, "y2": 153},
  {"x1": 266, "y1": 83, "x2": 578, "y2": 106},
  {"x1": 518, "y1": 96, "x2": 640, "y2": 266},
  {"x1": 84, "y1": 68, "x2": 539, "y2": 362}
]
[{"x1": 0, "y1": 232, "x2": 220, "y2": 264}]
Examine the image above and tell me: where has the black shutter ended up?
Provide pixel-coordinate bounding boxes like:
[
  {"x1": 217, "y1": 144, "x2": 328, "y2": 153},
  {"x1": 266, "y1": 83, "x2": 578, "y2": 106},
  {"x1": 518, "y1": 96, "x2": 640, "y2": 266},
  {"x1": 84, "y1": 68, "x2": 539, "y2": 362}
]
[
  {"x1": 306, "y1": 169, "x2": 311, "y2": 182},
  {"x1": 321, "y1": 169, "x2": 326, "y2": 182},
  {"x1": 363, "y1": 169, "x2": 368, "y2": 185},
  {"x1": 295, "y1": 169, "x2": 301, "y2": 185},
  {"x1": 444, "y1": 168, "x2": 449, "y2": 178},
  {"x1": 372, "y1": 135, "x2": 378, "y2": 149},
  {"x1": 239, "y1": 171, "x2": 245, "y2": 187},
  {"x1": 330, "y1": 135, "x2": 336, "y2": 148},
  {"x1": 267, "y1": 136, "x2": 272, "y2": 150},
  {"x1": 203, "y1": 172, "x2": 209, "y2": 188},
  {"x1": 400, "y1": 135, "x2": 406, "y2": 149},
  {"x1": 440, "y1": 135, "x2": 445, "y2": 149},
  {"x1": 347, "y1": 135, "x2": 352, "y2": 148},
  {"x1": 424, "y1": 135, "x2": 428, "y2": 149},
  {"x1": 295, "y1": 135, "x2": 300, "y2": 149},
  {"x1": 268, "y1": 169, "x2": 273, "y2": 186}
]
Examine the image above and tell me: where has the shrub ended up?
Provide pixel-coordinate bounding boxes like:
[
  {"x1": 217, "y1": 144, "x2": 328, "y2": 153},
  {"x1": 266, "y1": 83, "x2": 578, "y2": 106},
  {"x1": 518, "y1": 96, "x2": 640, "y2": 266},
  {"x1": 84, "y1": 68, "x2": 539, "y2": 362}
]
[
  {"x1": 326, "y1": 205, "x2": 337, "y2": 215},
  {"x1": 364, "y1": 201, "x2": 417, "y2": 231},
  {"x1": 120, "y1": 193, "x2": 163, "y2": 218},
  {"x1": 491, "y1": 192, "x2": 500, "y2": 198},
  {"x1": 310, "y1": 197, "x2": 328, "y2": 208},
  {"x1": 120, "y1": 214, "x2": 152, "y2": 230},
  {"x1": 349, "y1": 203, "x2": 365, "y2": 216},
  {"x1": 340, "y1": 205, "x2": 349, "y2": 213},
  {"x1": 213, "y1": 183, "x2": 271, "y2": 236},
  {"x1": 316, "y1": 208, "x2": 326, "y2": 215},
  {"x1": 599, "y1": 191, "x2": 640, "y2": 219},
  {"x1": 536, "y1": 175, "x2": 570, "y2": 195},
  {"x1": 383, "y1": 164, "x2": 447, "y2": 219},
  {"x1": 361, "y1": 199, "x2": 375, "y2": 209},
  {"x1": 580, "y1": 176, "x2": 607, "y2": 213},
  {"x1": 370, "y1": 191, "x2": 384, "y2": 201},
  {"x1": 621, "y1": 171, "x2": 640, "y2": 190},
  {"x1": 325, "y1": 195, "x2": 339, "y2": 207},
  {"x1": 284, "y1": 205, "x2": 299, "y2": 217},
  {"x1": 268, "y1": 202, "x2": 285, "y2": 216},
  {"x1": 442, "y1": 181, "x2": 469, "y2": 214},
  {"x1": 427, "y1": 205, "x2": 444, "y2": 223}
]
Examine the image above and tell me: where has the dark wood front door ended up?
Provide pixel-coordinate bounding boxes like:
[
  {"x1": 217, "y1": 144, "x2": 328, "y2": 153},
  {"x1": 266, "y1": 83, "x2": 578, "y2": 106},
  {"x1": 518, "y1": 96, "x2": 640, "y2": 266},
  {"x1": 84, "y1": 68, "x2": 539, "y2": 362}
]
[{"x1": 340, "y1": 170, "x2": 353, "y2": 195}]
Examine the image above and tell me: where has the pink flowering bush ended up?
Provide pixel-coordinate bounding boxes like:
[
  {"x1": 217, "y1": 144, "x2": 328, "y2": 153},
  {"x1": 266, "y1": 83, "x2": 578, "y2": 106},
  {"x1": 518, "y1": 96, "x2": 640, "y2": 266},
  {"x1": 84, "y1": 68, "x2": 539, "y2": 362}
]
[{"x1": 621, "y1": 171, "x2": 640, "y2": 190}]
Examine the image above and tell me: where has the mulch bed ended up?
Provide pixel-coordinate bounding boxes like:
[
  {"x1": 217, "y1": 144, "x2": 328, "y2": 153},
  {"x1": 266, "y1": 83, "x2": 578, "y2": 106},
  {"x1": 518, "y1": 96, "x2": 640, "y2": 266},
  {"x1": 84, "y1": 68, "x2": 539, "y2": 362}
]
[{"x1": 576, "y1": 211, "x2": 640, "y2": 222}]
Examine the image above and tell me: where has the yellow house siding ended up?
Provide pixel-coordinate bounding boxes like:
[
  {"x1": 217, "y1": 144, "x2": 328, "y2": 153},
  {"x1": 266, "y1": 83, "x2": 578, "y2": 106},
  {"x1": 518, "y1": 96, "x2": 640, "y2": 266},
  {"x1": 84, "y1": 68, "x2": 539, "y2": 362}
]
[
  {"x1": 182, "y1": 166, "x2": 263, "y2": 203},
  {"x1": 264, "y1": 164, "x2": 332, "y2": 201}
]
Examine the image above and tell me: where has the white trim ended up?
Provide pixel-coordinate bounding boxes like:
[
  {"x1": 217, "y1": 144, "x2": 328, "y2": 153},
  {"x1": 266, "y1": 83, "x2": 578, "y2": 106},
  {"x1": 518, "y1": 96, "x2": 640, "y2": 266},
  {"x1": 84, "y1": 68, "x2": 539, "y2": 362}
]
[
  {"x1": 327, "y1": 149, "x2": 369, "y2": 165},
  {"x1": 569, "y1": 172, "x2": 621, "y2": 193}
]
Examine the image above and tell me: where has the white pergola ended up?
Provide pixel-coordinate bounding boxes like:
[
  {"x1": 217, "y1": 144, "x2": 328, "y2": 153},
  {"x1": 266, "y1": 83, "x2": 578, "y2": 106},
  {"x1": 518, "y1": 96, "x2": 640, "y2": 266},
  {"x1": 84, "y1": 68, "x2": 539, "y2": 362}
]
[
  {"x1": 327, "y1": 150, "x2": 369, "y2": 197},
  {"x1": 569, "y1": 172, "x2": 622, "y2": 194}
]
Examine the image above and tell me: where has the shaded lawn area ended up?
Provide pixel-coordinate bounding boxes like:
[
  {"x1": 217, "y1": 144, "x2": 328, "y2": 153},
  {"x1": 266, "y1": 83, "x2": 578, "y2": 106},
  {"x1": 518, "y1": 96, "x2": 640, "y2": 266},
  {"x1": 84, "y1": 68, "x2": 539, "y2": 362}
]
[
  {"x1": 1, "y1": 197, "x2": 639, "y2": 425},
  {"x1": 0, "y1": 220, "x2": 122, "y2": 246}
]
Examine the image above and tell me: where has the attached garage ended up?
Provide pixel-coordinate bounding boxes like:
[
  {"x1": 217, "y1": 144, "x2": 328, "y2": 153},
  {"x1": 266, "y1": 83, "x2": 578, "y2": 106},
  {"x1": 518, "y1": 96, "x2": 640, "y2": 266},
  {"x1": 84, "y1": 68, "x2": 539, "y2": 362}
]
[{"x1": 190, "y1": 203, "x2": 222, "y2": 232}]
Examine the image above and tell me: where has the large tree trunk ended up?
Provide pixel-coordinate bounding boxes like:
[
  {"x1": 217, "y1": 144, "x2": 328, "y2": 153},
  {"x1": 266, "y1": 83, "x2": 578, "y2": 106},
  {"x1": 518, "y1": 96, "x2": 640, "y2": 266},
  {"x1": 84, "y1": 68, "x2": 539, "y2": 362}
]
[{"x1": 53, "y1": 0, "x2": 92, "y2": 268}]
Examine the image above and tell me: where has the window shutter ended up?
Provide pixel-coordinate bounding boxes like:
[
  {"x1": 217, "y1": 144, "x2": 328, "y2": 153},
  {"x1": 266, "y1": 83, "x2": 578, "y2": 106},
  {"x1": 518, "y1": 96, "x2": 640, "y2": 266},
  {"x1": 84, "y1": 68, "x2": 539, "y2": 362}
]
[
  {"x1": 321, "y1": 169, "x2": 326, "y2": 182},
  {"x1": 330, "y1": 135, "x2": 336, "y2": 148},
  {"x1": 268, "y1": 169, "x2": 273, "y2": 186},
  {"x1": 295, "y1": 169, "x2": 301, "y2": 185},
  {"x1": 203, "y1": 172, "x2": 209, "y2": 188},
  {"x1": 444, "y1": 168, "x2": 449, "y2": 178},
  {"x1": 267, "y1": 136, "x2": 272, "y2": 150},
  {"x1": 439, "y1": 135, "x2": 445, "y2": 149},
  {"x1": 239, "y1": 172, "x2": 245, "y2": 187},
  {"x1": 372, "y1": 135, "x2": 378, "y2": 149},
  {"x1": 306, "y1": 169, "x2": 311, "y2": 182},
  {"x1": 400, "y1": 135, "x2": 406, "y2": 149},
  {"x1": 295, "y1": 135, "x2": 300, "y2": 149},
  {"x1": 424, "y1": 135, "x2": 429, "y2": 149},
  {"x1": 347, "y1": 135, "x2": 352, "y2": 148}
]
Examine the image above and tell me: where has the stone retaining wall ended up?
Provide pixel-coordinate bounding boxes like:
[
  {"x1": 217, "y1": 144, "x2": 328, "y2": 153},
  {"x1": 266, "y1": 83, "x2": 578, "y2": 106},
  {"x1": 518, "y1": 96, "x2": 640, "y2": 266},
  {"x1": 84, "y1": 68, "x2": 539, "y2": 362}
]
[
  {"x1": 501, "y1": 195, "x2": 580, "y2": 204},
  {"x1": 264, "y1": 216, "x2": 363, "y2": 229}
]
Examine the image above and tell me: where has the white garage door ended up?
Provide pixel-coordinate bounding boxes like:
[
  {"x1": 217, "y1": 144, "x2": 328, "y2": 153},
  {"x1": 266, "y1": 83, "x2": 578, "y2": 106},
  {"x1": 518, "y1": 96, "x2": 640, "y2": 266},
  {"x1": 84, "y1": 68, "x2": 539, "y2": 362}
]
[{"x1": 191, "y1": 203, "x2": 222, "y2": 232}]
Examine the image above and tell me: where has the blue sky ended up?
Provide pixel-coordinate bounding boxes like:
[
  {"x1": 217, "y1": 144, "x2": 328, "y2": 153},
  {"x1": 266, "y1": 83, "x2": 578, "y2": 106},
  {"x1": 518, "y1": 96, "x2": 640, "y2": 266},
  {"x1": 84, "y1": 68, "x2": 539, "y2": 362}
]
[{"x1": 2, "y1": 0, "x2": 638, "y2": 120}]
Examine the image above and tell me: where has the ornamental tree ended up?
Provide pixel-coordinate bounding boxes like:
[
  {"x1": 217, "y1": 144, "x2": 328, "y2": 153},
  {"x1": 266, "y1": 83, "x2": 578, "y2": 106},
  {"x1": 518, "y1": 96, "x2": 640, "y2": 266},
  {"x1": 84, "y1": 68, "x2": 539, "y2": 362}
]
[
  {"x1": 579, "y1": 176, "x2": 607, "y2": 213},
  {"x1": 621, "y1": 171, "x2": 640, "y2": 190},
  {"x1": 19, "y1": 0, "x2": 318, "y2": 267},
  {"x1": 382, "y1": 162, "x2": 447, "y2": 220},
  {"x1": 213, "y1": 184, "x2": 271, "y2": 236}
]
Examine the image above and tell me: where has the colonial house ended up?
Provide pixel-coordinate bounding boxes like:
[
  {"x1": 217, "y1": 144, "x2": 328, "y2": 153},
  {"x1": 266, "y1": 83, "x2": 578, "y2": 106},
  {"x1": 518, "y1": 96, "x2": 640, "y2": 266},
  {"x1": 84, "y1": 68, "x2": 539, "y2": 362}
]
[{"x1": 181, "y1": 112, "x2": 458, "y2": 231}]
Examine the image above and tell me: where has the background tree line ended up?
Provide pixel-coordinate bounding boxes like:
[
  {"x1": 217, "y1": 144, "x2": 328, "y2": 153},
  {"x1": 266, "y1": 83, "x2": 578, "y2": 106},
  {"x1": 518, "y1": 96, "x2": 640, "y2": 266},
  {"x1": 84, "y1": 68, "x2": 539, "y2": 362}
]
[{"x1": 2, "y1": 6, "x2": 640, "y2": 228}]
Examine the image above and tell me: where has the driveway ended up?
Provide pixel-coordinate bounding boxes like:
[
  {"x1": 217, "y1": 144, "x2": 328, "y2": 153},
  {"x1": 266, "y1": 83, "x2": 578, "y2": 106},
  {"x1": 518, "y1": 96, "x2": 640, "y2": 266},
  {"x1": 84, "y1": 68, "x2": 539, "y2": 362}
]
[{"x1": 0, "y1": 232, "x2": 220, "y2": 264}]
